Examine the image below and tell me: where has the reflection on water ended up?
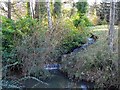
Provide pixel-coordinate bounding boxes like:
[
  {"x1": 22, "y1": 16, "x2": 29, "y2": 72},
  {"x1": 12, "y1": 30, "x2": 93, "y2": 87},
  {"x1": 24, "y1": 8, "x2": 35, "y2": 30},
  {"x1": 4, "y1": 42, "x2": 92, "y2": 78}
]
[
  {"x1": 24, "y1": 70, "x2": 94, "y2": 89},
  {"x1": 2, "y1": 70, "x2": 94, "y2": 90}
]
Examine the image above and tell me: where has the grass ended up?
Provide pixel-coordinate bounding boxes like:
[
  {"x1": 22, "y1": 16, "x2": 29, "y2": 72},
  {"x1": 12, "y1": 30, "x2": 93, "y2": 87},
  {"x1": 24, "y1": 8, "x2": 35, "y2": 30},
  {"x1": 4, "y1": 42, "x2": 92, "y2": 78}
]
[{"x1": 61, "y1": 25, "x2": 118, "y2": 88}]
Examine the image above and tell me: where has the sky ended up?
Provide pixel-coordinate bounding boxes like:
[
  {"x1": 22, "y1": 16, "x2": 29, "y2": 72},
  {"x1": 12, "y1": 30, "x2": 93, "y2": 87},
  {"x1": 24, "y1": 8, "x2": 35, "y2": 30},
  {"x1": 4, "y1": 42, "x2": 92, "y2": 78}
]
[
  {"x1": 62, "y1": 0, "x2": 102, "y2": 8},
  {"x1": 72, "y1": 0, "x2": 102, "y2": 5},
  {"x1": 87, "y1": 0, "x2": 102, "y2": 5}
]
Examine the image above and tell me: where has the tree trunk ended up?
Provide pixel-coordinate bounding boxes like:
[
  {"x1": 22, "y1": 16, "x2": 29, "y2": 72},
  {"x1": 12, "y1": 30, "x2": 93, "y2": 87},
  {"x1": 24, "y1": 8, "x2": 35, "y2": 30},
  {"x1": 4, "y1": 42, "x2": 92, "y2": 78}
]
[
  {"x1": 27, "y1": 1, "x2": 30, "y2": 17},
  {"x1": 8, "y1": 0, "x2": 11, "y2": 19},
  {"x1": 108, "y1": 0, "x2": 115, "y2": 53},
  {"x1": 118, "y1": 23, "x2": 120, "y2": 89},
  {"x1": 46, "y1": 0, "x2": 52, "y2": 30},
  {"x1": 30, "y1": 0, "x2": 35, "y2": 19},
  {"x1": 34, "y1": 0, "x2": 39, "y2": 19}
]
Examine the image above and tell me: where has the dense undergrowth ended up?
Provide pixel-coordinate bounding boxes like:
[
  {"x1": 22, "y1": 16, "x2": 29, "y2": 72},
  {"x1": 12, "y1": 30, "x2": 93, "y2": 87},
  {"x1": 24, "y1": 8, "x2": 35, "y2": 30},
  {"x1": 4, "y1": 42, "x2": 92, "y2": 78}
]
[
  {"x1": 1, "y1": 16, "x2": 119, "y2": 88},
  {"x1": 1, "y1": 16, "x2": 90, "y2": 79},
  {"x1": 1, "y1": 1, "x2": 119, "y2": 89},
  {"x1": 60, "y1": 26, "x2": 119, "y2": 88}
]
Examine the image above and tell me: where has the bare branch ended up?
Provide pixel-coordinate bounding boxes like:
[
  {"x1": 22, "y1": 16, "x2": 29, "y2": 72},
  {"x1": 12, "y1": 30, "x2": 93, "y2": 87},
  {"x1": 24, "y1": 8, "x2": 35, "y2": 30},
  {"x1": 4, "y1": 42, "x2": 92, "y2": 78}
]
[{"x1": 18, "y1": 76, "x2": 49, "y2": 86}]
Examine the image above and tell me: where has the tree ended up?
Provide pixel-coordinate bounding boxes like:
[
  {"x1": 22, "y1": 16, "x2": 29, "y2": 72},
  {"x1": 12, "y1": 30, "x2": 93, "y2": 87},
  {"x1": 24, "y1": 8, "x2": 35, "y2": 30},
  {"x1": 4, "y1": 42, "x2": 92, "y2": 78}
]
[
  {"x1": 29, "y1": 0, "x2": 35, "y2": 19},
  {"x1": 117, "y1": 1, "x2": 120, "y2": 24},
  {"x1": 46, "y1": 0, "x2": 52, "y2": 30},
  {"x1": 76, "y1": 1, "x2": 88, "y2": 16},
  {"x1": 108, "y1": 0, "x2": 115, "y2": 52},
  {"x1": 27, "y1": 1, "x2": 30, "y2": 17},
  {"x1": 34, "y1": 0, "x2": 39, "y2": 19},
  {"x1": 73, "y1": 1, "x2": 91, "y2": 29},
  {"x1": 53, "y1": 0, "x2": 61, "y2": 18},
  {"x1": 8, "y1": 0, "x2": 11, "y2": 19}
]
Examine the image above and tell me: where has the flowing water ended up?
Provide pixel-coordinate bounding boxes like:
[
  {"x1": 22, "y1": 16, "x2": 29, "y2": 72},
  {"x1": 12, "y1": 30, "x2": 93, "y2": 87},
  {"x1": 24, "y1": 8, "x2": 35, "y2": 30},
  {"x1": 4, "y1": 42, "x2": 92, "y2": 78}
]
[{"x1": 18, "y1": 70, "x2": 94, "y2": 89}]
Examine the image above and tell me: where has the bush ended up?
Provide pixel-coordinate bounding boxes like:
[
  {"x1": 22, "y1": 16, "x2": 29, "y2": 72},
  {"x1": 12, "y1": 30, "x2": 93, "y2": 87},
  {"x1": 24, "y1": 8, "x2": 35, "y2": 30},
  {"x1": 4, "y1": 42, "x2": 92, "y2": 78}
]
[
  {"x1": 60, "y1": 38, "x2": 118, "y2": 88},
  {"x1": 73, "y1": 1, "x2": 93, "y2": 29},
  {"x1": 54, "y1": 17, "x2": 90, "y2": 55},
  {"x1": 15, "y1": 17, "x2": 38, "y2": 36},
  {"x1": 2, "y1": 16, "x2": 37, "y2": 46},
  {"x1": 2, "y1": 16, "x2": 43, "y2": 78},
  {"x1": 73, "y1": 15, "x2": 92, "y2": 28},
  {"x1": 2, "y1": 16, "x2": 38, "y2": 64},
  {"x1": 60, "y1": 30, "x2": 87, "y2": 54},
  {"x1": 1, "y1": 16, "x2": 91, "y2": 79},
  {"x1": 13, "y1": 21, "x2": 48, "y2": 76}
]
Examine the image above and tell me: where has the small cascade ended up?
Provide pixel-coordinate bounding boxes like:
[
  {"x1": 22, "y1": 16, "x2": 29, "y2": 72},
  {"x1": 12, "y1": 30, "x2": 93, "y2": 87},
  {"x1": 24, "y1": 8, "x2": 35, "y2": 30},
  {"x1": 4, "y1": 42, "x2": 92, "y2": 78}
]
[{"x1": 44, "y1": 64, "x2": 61, "y2": 70}]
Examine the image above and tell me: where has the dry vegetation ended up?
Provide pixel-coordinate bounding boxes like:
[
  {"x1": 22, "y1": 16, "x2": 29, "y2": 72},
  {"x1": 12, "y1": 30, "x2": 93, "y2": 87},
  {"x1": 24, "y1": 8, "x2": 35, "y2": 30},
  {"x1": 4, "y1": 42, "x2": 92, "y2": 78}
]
[
  {"x1": 7, "y1": 20, "x2": 73, "y2": 78},
  {"x1": 60, "y1": 25, "x2": 119, "y2": 88}
]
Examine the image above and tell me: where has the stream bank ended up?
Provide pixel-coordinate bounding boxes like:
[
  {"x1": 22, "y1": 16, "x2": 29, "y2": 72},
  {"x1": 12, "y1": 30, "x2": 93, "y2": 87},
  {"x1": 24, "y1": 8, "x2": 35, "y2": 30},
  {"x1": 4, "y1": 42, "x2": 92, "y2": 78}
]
[
  {"x1": 59, "y1": 33, "x2": 119, "y2": 89},
  {"x1": 1, "y1": 37, "x2": 96, "y2": 89},
  {"x1": 2, "y1": 33, "x2": 118, "y2": 89}
]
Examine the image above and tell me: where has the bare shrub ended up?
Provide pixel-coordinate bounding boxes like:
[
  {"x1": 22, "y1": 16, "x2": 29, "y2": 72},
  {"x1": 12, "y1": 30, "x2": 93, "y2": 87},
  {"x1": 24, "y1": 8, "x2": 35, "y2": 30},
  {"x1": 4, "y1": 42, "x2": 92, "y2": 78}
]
[{"x1": 14, "y1": 19, "x2": 70, "y2": 77}]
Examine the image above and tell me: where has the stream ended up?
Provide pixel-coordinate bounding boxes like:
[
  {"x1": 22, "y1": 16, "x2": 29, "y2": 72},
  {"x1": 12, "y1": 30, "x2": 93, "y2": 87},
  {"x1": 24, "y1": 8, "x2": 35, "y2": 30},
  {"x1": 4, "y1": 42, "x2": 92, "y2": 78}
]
[
  {"x1": 1, "y1": 37, "x2": 96, "y2": 89},
  {"x1": 1, "y1": 70, "x2": 94, "y2": 89},
  {"x1": 2, "y1": 66, "x2": 94, "y2": 89}
]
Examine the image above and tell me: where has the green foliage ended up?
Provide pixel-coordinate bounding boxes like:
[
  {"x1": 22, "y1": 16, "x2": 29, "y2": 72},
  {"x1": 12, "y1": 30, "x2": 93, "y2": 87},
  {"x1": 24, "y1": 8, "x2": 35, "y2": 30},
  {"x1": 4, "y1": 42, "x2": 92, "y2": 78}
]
[
  {"x1": 2, "y1": 17, "x2": 16, "y2": 52},
  {"x1": 73, "y1": 15, "x2": 92, "y2": 28},
  {"x1": 60, "y1": 30, "x2": 87, "y2": 54},
  {"x1": 73, "y1": 1, "x2": 92, "y2": 29},
  {"x1": 2, "y1": 16, "x2": 38, "y2": 64},
  {"x1": 1, "y1": 15, "x2": 88, "y2": 77},
  {"x1": 53, "y1": 17, "x2": 90, "y2": 55},
  {"x1": 15, "y1": 17, "x2": 37, "y2": 36},
  {"x1": 2, "y1": 49, "x2": 18, "y2": 64},
  {"x1": 76, "y1": 1, "x2": 88, "y2": 14}
]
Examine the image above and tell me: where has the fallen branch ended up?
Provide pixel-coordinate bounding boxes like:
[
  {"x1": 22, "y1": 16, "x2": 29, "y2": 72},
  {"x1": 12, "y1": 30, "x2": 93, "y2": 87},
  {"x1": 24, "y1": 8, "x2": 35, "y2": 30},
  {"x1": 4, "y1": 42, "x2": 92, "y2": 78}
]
[
  {"x1": 32, "y1": 83, "x2": 43, "y2": 88},
  {"x1": 18, "y1": 76, "x2": 49, "y2": 86}
]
